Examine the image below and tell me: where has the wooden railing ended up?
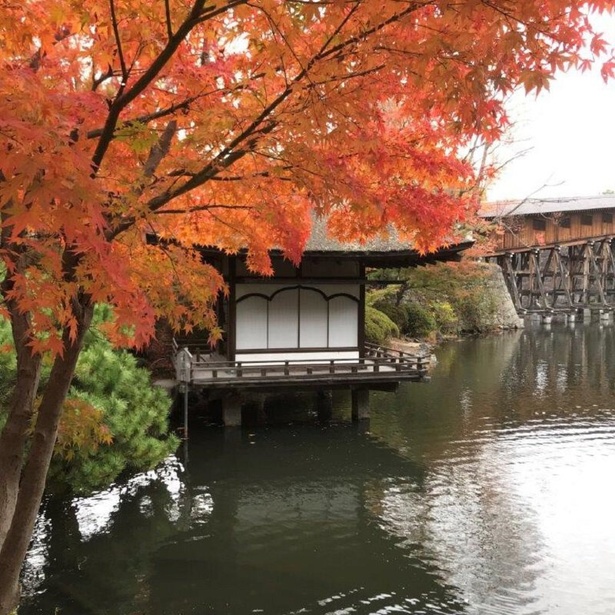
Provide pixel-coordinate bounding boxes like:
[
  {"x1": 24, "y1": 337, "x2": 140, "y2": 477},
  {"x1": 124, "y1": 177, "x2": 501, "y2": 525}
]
[
  {"x1": 173, "y1": 340, "x2": 430, "y2": 386},
  {"x1": 171, "y1": 337, "x2": 215, "y2": 362},
  {"x1": 364, "y1": 341, "x2": 430, "y2": 366}
]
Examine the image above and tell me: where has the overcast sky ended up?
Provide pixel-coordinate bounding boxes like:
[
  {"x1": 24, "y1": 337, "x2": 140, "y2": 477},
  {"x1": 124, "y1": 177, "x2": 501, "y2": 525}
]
[{"x1": 487, "y1": 17, "x2": 615, "y2": 202}]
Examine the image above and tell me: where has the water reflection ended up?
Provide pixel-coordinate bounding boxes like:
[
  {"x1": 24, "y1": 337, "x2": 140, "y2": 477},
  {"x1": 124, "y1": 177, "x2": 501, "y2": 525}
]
[
  {"x1": 368, "y1": 325, "x2": 615, "y2": 615},
  {"x1": 22, "y1": 324, "x2": 615, "y2": 615},
  {"x1": 24, "y1": 429, "x2": 467, "y2": 614}
]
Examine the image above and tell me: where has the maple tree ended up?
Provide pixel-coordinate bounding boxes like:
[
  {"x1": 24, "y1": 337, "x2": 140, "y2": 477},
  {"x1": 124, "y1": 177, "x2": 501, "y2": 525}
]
[{"x1": 0, "y1": 0, "x2": 613, "y2": 611}]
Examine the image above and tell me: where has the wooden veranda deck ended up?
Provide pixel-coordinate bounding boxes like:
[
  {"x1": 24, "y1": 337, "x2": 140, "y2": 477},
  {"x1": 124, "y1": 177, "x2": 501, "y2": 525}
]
[{"x1": 173, "y1": 340, "x2": 430, "y2": 390}]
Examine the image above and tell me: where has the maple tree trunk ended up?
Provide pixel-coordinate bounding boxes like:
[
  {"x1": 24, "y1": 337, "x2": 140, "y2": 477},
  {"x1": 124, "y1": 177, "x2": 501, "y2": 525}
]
[
  {"x1": 0, "y1": 307, "x2": 42, "y2": 553},
  {"x1": 0, "y1": 248, "x2": 41, "y2": 553},
  {"x1": 0, "y1": 356, "x2": 41, "y2": 551},
  {"x1": 0, "y1": 302, "x2": 93, "y2": 615}
]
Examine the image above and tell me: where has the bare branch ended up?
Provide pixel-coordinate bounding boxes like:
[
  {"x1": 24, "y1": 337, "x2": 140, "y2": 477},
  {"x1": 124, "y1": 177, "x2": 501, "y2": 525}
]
[
  {"x1": 164, "y1": 0, "x2": 173, "y2": 39},
  {"x1": 154, "y1": 204, "x2": 256, "y2": 214},
  {"x1": 92, "y1": 66, "x2": 115, "y2": 92},
  {"x1": 109, "y1": 0, "x2": 129, "y2": 85}
]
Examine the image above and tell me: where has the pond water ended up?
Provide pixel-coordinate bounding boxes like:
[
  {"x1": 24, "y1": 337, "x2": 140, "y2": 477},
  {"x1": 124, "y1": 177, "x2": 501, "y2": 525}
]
[{"x1": 22, "y1": 324, "x2": 615, "y2": 615}]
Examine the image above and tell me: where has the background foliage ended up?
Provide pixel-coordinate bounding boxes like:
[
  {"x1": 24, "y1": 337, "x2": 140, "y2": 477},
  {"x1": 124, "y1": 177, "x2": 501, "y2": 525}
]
[{"x1": 368, "y1": 261, "x2": 500, "y2": 340}]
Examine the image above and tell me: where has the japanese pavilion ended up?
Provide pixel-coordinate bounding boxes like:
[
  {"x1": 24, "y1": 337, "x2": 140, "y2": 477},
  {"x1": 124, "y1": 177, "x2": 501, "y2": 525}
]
[{"x1": 172, "y1": 219, "x2": 472, "y2": 427}]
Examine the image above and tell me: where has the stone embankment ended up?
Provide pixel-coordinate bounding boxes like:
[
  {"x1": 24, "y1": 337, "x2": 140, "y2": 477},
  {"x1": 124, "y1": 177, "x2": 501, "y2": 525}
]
[{"x1": 476, "y1": 262, "x2": 524, "y2": 330}]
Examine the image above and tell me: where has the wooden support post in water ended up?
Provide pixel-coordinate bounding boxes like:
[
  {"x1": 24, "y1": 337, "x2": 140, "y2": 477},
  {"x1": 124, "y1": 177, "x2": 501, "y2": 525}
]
[
  {"x1": 255, "y1": 394, "x2": 267, "y2": 424},
  {"x1": 183, "y1": 383, "x2": 189, "y2": 440},
  {"x1": 351, "y1": 388, "x2": 370, "y2": 422},
  {"x1": 223, "y1": 395, "x2": 242, "y2": 427},
  {"x1": 315, "y1": 390, "x2": 333, "y2": 422},
  {"x1": 176, "y1": 348, "x2": 192, "y2": 441}
]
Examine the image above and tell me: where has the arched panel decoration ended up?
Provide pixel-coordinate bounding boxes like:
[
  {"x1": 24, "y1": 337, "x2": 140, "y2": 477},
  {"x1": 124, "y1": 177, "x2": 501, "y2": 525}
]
[
  {"x1": 236, "y1": 295, "x2": 268, "y2": 350},
  {"x1": 329, "y1": 295, "x2": 358, "y2": 347},
  {"x1": 299, "y1": 288, "x2": 328, "y2": 348},
  {"x1": 235, "y1": 286, "x2": 359, "y2": 351},
  {"x1": 268, "y1": 288, "x2": 299, "y2": 348}
]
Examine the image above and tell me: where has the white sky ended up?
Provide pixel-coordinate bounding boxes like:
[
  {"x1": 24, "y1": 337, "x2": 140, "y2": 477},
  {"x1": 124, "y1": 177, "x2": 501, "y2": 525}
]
[{"x1": 487, "y1": 17, "x2": 615, "y2": 202}]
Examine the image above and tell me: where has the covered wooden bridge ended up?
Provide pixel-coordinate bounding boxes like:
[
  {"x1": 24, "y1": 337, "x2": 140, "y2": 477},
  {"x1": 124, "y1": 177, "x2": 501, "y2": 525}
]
[
  {"x1": 171, "y1": 220, "x2": 472, "y2": 427},
  {"x1": 479, "y1": 195, "x2": 615, "y2": 318}
]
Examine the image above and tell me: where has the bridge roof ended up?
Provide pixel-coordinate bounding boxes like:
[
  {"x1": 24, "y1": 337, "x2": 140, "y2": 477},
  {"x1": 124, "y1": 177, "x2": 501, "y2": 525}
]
[{"x1": 479, "y1": 195, "x2": 615, "y2": 218}]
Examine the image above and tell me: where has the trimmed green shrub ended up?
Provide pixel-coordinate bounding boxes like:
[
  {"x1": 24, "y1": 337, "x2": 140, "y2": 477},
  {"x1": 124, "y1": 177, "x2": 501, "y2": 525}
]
[
  {"x1": 365, "y1": 306, "x2": 399, "y2": 344},
  {"x1": 372, "y1": 301, "x2": 409, "y2": 333}
]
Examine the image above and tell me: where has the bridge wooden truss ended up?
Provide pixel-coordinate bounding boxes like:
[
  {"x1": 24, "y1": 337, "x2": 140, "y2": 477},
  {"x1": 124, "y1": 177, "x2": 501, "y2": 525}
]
[{"x1": 486, "y1": 238, "x2": 615, "y2": 315}]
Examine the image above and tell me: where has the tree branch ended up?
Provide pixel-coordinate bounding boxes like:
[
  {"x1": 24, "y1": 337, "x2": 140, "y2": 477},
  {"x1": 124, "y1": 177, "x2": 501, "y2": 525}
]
[
  {"x1": 109, "y1": 0, "x2": 129, "y2": 85},
  {"x1": 143, "y1": 121, "x2": 177, "y2": 178},
  {"x1": 90, "y1": 0, "x2": 246, "y2": 177},
  {"x1": 91, "y1": 66, "x2": 115, "y2": 92},
  {"x1": 164, "y1": 0, "x2": 173, "y2": 39},
  {"x1": 103, "y1": 121, "x2": 178, "y2": 240},
  {"x1": 153, "y1": 204, "x2": 255, "y2": 214},
  {"x1": 86, "y1": 96, "x2": 200, "y2": 139}
]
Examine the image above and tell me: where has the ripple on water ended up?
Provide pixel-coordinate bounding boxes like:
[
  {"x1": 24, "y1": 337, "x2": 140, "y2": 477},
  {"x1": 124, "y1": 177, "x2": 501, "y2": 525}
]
[{"x1": 378, "y1": 405, "x2": 615, "y2": 615}]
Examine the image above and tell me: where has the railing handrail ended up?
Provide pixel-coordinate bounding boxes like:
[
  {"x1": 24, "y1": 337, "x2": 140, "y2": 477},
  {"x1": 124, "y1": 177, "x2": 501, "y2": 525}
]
[
  {"x1": 173, "y1": 338, "x2": 430, "y2": 384},
  {"x1": 364, "y1": 340, "x2": 428, "y2": 359},
  {"x1": 192, "y1": 356, "x2": 430, "y2": 369},
  {"x1": 172, "y1": 338, "x2": 428, "y2": 353}
]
